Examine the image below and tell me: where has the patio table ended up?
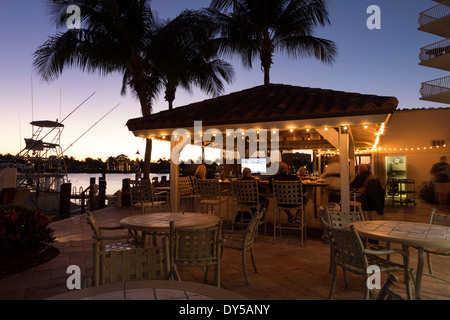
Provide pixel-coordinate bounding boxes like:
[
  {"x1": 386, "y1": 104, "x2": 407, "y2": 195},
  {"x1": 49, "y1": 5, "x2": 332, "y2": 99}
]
[
  {"x1": 120, "y1": 212, "x2": 220, "y2": 233},
  {"x1": 351, "y1": 220, "x2": 450, "y2": 300},
  {"x1": 48, "y1": 280, "x2": 247, "y2": 300}
]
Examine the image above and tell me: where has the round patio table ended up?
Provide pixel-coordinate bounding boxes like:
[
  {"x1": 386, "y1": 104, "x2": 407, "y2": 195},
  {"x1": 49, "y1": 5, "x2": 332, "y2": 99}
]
[
  {"x1": 351, "y1": 220, "x2": 450, "y2": 300},
  {"x1": 48, "y1": 280, "x2": 247, "y2": 300},
  {"x1": 120, "y1": 212, "x2": 220, "y2": 233}
]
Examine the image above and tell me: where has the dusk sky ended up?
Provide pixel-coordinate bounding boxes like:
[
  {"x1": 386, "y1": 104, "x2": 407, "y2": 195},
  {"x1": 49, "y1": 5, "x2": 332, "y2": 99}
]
[{"x1": 0, "y1": 0, "x2": 447, "y2": 162}]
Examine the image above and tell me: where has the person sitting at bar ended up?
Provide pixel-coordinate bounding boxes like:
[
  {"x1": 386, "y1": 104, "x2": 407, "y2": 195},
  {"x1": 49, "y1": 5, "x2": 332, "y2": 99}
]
[
  {"x1": 240, "y1": 167, "x2": 269, "y2": 217},
  {"x1": 297, "y1": 166, "x2": 308, "y2": 179},
  {"x1": 269, "y1": 162, "x2": 306, "y2": 223},
  {"x1": 194, "y1": 164, "x2": 207, "y2": 179}
]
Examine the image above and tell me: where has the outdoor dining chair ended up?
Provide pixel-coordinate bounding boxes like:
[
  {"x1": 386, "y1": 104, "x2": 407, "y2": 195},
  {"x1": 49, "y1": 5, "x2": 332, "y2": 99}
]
[
  {"x1": 221, "y1": 208, "x2": 265, "y2": 285},
  {"x1": 129, "y1": 179, "x2": 170, "y2": 215},
  {"x1": 195, "y1": 179, "x2": 229, "y2": 220},
  {"x1": 86, "y1": 211, "x2": 143, "y2": 251},
  {"x1": 320, "y1": 217, "x2": 412, "y2": 300},
  {"x1": 326, "y1": 210, "x2": 365, "y2": 229},
  {"x1": 423, "y1": 209, "x2": 450, "y2": 283},
  {"x1": 169, "y1": 220, "x2": 223, "y2": 287},
  {"x1": 323, "y1": 210, "x2": 366, "y2": 273},
  {"x1": 90, "y1": 236, "x2": 179, "y2": 287},
  {"x1": 272, "y1": 180, "x2": 306, "y2": 246}
]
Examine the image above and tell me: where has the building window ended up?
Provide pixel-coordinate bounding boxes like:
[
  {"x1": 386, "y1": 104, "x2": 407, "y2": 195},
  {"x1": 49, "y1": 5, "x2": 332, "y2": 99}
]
[{"x1": 431, "y1": 140, "x2": 446, "y2": 147}]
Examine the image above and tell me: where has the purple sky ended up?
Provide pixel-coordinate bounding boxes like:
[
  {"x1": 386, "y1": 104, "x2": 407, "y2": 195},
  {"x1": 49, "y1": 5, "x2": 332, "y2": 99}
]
[{"x1": 0, "y1": 0, "x2": 447, "y2": 161}]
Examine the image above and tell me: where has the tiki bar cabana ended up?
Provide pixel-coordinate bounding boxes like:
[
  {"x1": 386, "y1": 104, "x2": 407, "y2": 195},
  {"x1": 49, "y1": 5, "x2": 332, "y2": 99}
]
[{"x1": 126, "y1": 84, "x2": 398, "y2": 229}]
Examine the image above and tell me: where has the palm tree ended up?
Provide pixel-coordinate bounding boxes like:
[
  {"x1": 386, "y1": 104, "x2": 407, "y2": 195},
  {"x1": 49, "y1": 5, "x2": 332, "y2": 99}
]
[
  {"x1": 33, "y1": 0, "x2": 157, "y2": 179},
  {"x1": 208, "y1": 0, "x2": 338, "y2": 85},
  {"x1": 149, "y1": 10, "x2": 234, "y2": 110}
]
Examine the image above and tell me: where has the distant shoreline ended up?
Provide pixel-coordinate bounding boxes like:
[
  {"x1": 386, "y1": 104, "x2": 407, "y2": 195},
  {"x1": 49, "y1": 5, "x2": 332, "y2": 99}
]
[{"x1": 66, "y1": 170, "x2": 170, "y2": 174}]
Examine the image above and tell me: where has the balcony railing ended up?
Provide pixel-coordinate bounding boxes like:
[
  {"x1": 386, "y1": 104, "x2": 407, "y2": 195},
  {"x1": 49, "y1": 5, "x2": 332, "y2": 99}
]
[
  {"x1": 419, "y1": 0, "x2": 450, "y2": 27},
  {"x1": 420, "y1": 76, "x2": 450, "y2": 99},
  {"x1": 419, "y1": 38, "x2": 450, "y2": 63}
]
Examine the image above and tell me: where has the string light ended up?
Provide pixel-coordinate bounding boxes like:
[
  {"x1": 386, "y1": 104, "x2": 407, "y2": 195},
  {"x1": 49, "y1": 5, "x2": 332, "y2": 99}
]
[{"x1": 359, "y1": 144, "x2": 447, "y2": 154}]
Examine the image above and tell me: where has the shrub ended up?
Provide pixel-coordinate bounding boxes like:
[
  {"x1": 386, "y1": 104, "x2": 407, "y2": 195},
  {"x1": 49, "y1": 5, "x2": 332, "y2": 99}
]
[
  {"x1": 418, "y1": 180, "x2": 435, "y2": 204},
  {"x1": 0, "y1": 204, "x2": 55, "y2": 258}
]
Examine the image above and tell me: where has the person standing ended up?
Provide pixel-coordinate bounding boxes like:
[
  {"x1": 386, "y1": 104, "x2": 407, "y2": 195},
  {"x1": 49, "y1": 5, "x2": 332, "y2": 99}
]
[
  {"x1": 430, "y1": 156, "x2": 450, "y2": 211},
  {"x1": 322, "y1": 155, "x2": 341, "y2": 204}
]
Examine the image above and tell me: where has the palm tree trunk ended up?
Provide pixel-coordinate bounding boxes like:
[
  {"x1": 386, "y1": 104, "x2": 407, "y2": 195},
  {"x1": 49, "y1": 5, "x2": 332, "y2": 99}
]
[
  {"x1": 165, "y1": 83, "x2": 177, "y2": 110},
  {"x1": 260, "y1": 42, "x2": 274, "y2": 85},
  {"x1": 263, "y1": 67, "x2": 270, "y2": 85},
  {"x1": 135, "y1": 76, "x2": 153, "y2": 180}
]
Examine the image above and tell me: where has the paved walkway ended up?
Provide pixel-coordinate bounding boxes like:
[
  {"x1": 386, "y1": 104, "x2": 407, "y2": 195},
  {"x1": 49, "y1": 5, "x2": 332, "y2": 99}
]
[{"x1": 0, "y1": 200, "x2": 449, "y2": 300}]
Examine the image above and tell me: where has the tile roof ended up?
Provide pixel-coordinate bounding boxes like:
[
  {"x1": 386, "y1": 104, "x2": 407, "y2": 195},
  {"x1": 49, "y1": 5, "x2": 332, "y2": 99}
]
[{"x1": 126, "y1": 84, "x2": 398, "y2": 131}]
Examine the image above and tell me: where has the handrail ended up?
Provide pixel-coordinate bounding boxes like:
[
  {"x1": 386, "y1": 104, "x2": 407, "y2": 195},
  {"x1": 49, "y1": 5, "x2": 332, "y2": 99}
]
[
  {"x1": 419, "y1": 0, "x2": 450, "y2": 26},
  {"x1": 419, "y1": 38, "x2": 450, "y2": 63},
  {"x1": 71, "y1": 184, "x2": 96, "y2": 214},
  {"x1": 420, "y1": 75, "x2": 450, "y2": 98}
]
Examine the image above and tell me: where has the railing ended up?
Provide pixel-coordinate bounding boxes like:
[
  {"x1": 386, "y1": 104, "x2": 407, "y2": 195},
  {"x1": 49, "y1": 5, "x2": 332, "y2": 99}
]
[
  {"x1": 419, "y1": 38, "x2": 450, "y2": 63},
  {"x1": 420, "y1": 75, "x2": 450, "y2": 98},
  {"x1": 419, "y1": 0, "x2": 450, "y2": 26},
  {"x1": 70, "y1": 185, "x2": 96, "y2": 214}
]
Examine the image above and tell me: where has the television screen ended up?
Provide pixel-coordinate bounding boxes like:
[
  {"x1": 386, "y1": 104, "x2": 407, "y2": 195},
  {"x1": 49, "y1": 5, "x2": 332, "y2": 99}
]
[{"x1": 241, "y1": 158, "x2": 267, "y2": 174}]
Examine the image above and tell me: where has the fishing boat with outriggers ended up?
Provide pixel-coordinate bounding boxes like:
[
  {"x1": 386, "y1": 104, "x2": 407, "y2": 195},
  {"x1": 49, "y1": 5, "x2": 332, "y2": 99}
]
[
  {"x1": 0, "y1": 119, "x2": 70, "y2": 214},
  {"x1": 0, "y1": 91, "x2": 120, "y2": 215}
]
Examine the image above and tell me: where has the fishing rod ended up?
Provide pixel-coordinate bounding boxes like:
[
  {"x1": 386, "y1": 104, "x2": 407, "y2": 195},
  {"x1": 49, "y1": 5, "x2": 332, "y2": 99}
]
[
  {"x1": 16, "y1": 91, "x2": 97, "y2": 157},
  {"x1": 59, "y1": 91, "x2": 97, "y2": 124},
  {"x1": 62, "y1": 102, "x2": 121, "y2": 155}
]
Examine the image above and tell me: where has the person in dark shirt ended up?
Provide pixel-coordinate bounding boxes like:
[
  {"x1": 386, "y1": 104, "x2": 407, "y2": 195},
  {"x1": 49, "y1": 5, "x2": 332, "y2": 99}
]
[
  {"x1": 350, "y1": 164, "x2": 374, "y2": 191},
  {"x1": 269, "y1": 162, "x2": 305, "y2": 223},
  {"x1": 430, "y1": 156, "x2": 450, "y2": 210}
]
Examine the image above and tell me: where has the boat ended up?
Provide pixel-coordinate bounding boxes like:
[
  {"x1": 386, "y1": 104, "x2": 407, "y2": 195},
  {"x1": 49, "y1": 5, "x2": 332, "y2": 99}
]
[{"x1": 0, "y1": 120, "x2": 71, "y2": 214}]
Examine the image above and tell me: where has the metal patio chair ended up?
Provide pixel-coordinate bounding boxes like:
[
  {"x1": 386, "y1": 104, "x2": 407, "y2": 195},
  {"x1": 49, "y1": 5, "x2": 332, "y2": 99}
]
[
  {"x1": 169, "y1": 220, "x2": 223, "y2": 287},
  {"x1": 272, "y1": 180, "x2": 306, "y2": 246},
  {"x1": 320, "y1": 217, "x2": 412, "y2": 300}
]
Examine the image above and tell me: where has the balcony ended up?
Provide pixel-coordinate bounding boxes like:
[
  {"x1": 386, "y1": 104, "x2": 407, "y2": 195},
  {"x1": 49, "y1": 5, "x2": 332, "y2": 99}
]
[
  {"x1": 419, "y1": 38, "x2": 450, "y2": 71},
  {"x1": 420, "y1": 76, "x2": 450, "y2": 104},
  {"x1": 418, "y1": 0, "x2": 450, "y2": 38}
]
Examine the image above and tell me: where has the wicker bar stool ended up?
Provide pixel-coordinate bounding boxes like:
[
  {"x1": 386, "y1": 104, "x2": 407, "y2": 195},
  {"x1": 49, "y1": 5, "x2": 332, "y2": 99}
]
[
  {"x1": 272, "y1": 180, "x2": 305, "y2": 246},
  {"x1": 231, "y1": 179, "x2": 266, "y2": 235},
  {"x1": 178, "y1": 176, "x2": 198, "y2": 212}
]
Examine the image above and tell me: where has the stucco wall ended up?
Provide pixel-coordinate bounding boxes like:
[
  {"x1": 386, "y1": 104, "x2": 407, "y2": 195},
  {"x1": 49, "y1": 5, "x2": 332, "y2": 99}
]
[{"x1": 373, "y1": 108, "x2": 450, "y2": 189}]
